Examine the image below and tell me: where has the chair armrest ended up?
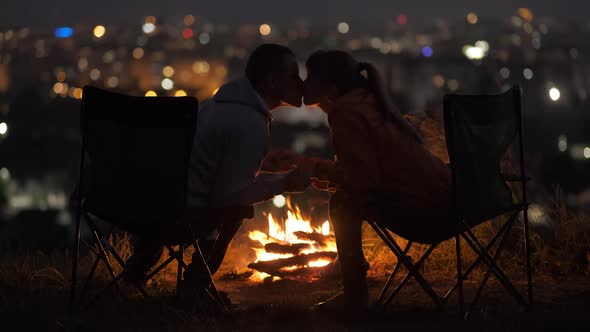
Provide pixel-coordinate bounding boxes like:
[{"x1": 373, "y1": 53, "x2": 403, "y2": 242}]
[{"x1": 502, "y1": 173, "x2": 532, "y2": 182}]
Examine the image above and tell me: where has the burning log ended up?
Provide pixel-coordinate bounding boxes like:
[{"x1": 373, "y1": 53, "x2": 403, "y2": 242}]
[
  {"x1": 248, "y1": 251, "x2": 337, "y2": 276},
  {"x1": 293, "y1": 231, "x2": 335, "y2": 247},
  {"x1": 264, "y1": 243, "x2": 311, "y2": 255}
]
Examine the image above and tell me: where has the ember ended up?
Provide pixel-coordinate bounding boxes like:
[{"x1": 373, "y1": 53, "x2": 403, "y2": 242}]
[{"x1": 247, "y1": 205, "x2": 337, "y2": 281}]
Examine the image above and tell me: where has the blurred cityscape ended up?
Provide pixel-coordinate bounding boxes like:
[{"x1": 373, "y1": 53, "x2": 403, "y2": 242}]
[{"x1": 0, "y1": 8, "x2": 589, "y2": 247}]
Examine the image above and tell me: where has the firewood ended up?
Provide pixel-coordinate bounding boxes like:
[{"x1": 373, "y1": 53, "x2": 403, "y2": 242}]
[
  {"x1": 264, "y1": 242, "x2": 311, "y2": 255},
  {"x1": 293, "y1": 231, "x2": 335, "y2": 246},
  {"x1": 248, "y1": 251, "x2": 337, "y2": 275}
]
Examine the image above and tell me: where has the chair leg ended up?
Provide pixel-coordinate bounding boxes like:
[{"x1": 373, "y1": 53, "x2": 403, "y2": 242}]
[
  {"x1": 522, "y1": 207, "x2": 534, "y2": 306},
  {"x1": 444, "y1": 213, "x2": 516, "y2": 301},
  {"x1": 370, "y1": 223, "x2": 443, "y2": 308},
  {"x1": 176, "y1": 244, "x2": 184, "y2": 299},
  {"x1": 377, "y1": 240, "x2": 413, "y2": 305},
  {"x1": 69, "y1": 207, "x2": 83, "y2": 314},
  {"x1": 466, "y1": 220, "x2": 514, "y2": 317},
  {"x1": 456, "y1": 235, "x2": 464, "y2": 317},
  {"x1": 461, "y1": 230, "x2": 527, "y2": 308},
  {"x1": 383, "y1": 244, "x2": 438, "y2": 306}
]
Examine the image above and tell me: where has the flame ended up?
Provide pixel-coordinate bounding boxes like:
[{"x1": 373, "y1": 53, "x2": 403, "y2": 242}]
[{"x1": 248, "y1": 205, "x2": 337, "y2": 281}]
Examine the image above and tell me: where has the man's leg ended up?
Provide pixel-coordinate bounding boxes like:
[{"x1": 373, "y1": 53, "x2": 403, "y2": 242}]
[
  {"x1": 200, "y1": 218, "x2": 243, "y2": 275},
  {"x1": 125, "y1": 234, "x2": 163, "y2": 283},
  {"x1": 318, "y1": 191, "x2": 369, "y2": 309},
  {"x1": 183, "y1": 217, "x2": 243, "y2": 283}
]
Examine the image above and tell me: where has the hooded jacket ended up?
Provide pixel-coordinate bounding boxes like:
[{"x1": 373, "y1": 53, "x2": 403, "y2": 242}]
[{"x1": 186, "y1": 79, "x2": 288, "y2": 208}]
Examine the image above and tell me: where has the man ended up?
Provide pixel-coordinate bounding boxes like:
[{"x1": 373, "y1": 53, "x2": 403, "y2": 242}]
[{"x1": 126, "y1": 44, "x2": 309, "y2": 295}]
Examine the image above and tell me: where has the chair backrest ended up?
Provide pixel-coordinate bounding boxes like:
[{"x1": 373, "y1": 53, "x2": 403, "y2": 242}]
[
  {"x1": 80, "y1": 86, "x2": 198, "y2": 230},
  {"x1": 443, "y1": 86, "x2": 521, "y2": 227}
]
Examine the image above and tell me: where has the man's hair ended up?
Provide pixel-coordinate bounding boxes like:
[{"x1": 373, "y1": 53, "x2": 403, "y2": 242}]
[{"x1": 245, "y1": 44, "x2": 295, "y2": 88}]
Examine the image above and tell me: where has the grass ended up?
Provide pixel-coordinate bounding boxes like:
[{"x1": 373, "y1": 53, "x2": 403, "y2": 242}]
[{"x1": 1, "y1": 189, "x2": 589, "y2": 331}]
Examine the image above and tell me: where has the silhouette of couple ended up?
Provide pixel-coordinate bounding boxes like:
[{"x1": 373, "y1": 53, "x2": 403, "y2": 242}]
[{"x1": 127, "y1": 44, "x2": 453, "y2": 312}]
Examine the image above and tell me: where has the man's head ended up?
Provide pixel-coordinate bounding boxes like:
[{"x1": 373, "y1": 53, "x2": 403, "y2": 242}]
[{"x1": 246, "y1": 44, "x2": 303, "y2": 109}]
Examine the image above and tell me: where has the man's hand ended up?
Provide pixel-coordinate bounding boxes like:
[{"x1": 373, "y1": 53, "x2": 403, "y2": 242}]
[
  {"x1": 261, "y1": 148, "x2": 302, "y2": 173},
  {"x1": 283, "y1": 165, "x2": 312, "y2": 194},
  {"x1": 311, "y1": 179, "x2": 337, "y2": 193}
]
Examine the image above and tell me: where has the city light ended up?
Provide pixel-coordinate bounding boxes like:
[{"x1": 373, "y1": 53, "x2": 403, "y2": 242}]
[
  {"x1": 145, "y1": 90, "x2": 157, "y2": 97},
  {"x1": 432, "y1": 75, "x2": 445, "y2": 88},
  {"x1": 0, "y1": 167, "x2": 9, "y2": 180},
  {"x1": 161, "y1": 78, "x2": 174, "y2": 90},
  {"x1": 0, "y1": 122, "x2": 7, "y2": 135},
  {"x1": 162, "y1": 66, "x2": 175, "y2": 77},
  {"x1": 518, "y1": 8, "x2": 534, "y2": 22},
  {"x1": 212, "y1": 87, "x2": 220, "y2": 96},
  {"x1": 475, "y1": 40, "x2": 489, "y2": 52},
  {"x1": 396, "y1": 14, "x2": 408, "y2": 25},
  {"x1": 78, "y1": 58, "x2": 88, "y2": 71},
  {"x1": 523, "y1": 68, "x2": 534, "y2": 80},
  {"x1": 585, "y1": 147, "x2": 590, "y2": 159},
  {"x1": 106, "y1": 76, "x2": 119, "y2": 88},
  {"x1": 273, "y1": 195, "x2": 286, "y2": 208},
  {"x1": 558, "y1": 135, "x2": 568, "y2": 152},
  {"x1": 54, "y1": 27, "x2": 73, "y2": 38},
  {"x1": 72, "y1": 88, "x2": 83, "y2": 99},
  {"x1": 500, "y1": 67, "x2": 510, "y2": 79},
  {"x1": 192, "y1": 61, "x2": 210, "y2": 74},
  {"x1": 448, "y1": 79, "x2": 459, "y2": 91},
  {"x1": 421, "y1": 46, "x2": 433, "y2": 57},
  {"x1": 462, "y1": 45, "x2": 486, "y2": 60},
  {"x1": 53, "y1": 82, "x2": 66, "y2": 94},
  {"x1": 182, "y1": 28, "x2": 193, "y2": 39},
  {"x1": 132, "y1": 47, "x2": 144, "y2": 60},
  {"x1": 174, "y1": 90, "x2": 187, "y2": 97},
  {"x1": 142, "y1": 23, "x2": 156, "y2": 34},
  {"x1": 549, "y1": 87, "x2": 561, "y2": 101},
  {"x1": 184, "y1": 15, "x2": 195, "y2": 26},
  {"x1": 89, "y1": 69, "x2": 101, "y2": 81},
  {"x1": 338, "y1": 22, "x2": 350, "y2": 34},
  {"x1": 199, "y1": 32, "x2": 210, "y2": 44},
  {"x1": 93, "y1": 25, "x2": 106, "y2": 38},
  {"x1": 466, "y1": 12, "x2": 478, "y2": 24},
  {"x1": 259, "y1": 24, "x2": 271, "y2": 36}
]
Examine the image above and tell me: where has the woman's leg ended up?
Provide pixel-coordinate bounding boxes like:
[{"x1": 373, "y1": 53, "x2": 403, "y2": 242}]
[{"x1": 328, "y1": 191, "x2": 369, "y2": 305}]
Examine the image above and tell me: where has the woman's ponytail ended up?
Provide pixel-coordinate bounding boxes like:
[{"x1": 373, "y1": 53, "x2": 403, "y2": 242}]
[{"x1": 359, "y1": 62, "x2": 424, "y2": 144}]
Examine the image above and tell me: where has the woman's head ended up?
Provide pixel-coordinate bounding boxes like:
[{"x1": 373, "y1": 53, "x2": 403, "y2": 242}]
[
  {"x1": 303, "y1": 50, "x2": 369, "y2": 105},
  {"x1": 304, "y1": 49, "x2": 423, "y2": 143}
]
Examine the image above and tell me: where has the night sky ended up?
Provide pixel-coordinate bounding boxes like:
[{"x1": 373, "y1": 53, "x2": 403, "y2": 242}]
[{"x1": 1, "y1": 0, "x2": 588, "y2": 27}]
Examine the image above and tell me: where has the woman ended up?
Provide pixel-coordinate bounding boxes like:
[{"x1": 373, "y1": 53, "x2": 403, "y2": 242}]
[{"x1": 301, "y1": 50, "x2": 456, "y2": 311}]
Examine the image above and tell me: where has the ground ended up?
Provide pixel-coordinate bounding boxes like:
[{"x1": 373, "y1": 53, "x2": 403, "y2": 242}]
[{"x1": 1, "y1": 270, "x2": 589, "y2": 332}]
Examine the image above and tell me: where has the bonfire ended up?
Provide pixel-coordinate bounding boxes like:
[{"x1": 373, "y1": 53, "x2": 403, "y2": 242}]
[{"x1": 247, "y1": 205, "x2": 338, "y2": 281}]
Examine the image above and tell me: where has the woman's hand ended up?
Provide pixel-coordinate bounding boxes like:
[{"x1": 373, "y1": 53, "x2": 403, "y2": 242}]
[{"x1": 262, "y1": 148, "x2": 302, "y2": 173}]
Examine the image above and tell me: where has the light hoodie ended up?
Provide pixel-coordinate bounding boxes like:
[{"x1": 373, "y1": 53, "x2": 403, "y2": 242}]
[{"x1": 186, "y1": 79, "x2": 288, "y2": 208}]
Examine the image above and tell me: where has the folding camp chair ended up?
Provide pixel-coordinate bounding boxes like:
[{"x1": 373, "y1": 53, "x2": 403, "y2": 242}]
[
  {"x1": 69, "y1": 86, "x2": 225, "y2": 313},
  {"x1": 370, "y1": 86, "x2": 533, "y2": 317}
]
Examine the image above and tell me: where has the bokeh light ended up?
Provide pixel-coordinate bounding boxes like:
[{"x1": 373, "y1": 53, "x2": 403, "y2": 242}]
[
  {"x1": 338, "y1": 22, "x2": 350, "y2": 34},
  {"x1": 396, "y1": 14, "x2": 408, "y2": 25},
  {"x1": 259, "y1": 24, "x2": 271, "y2": 36},
  {"x1": 549, "y1": 87, "x2": 561, "y2": 101},
  {"x1": 145, "y1": 90, "x2": 157, "y2": 97},
  {"x1": 93, "y1": 25, "x2": 106, "y2": 38},
  {"x1": 161, "y1": 78, "x2": 174, "y2": 90},
  {"x1": 421, "y1": 46, "x2": 433, "y2": 57},
  {"x1": 162, "y1": 66, "x2": 175, "y2": 77},
  {"x1": 467, "y1": 12, "x2": 478, "y2": 24},
  {"x1": 142, "y1": 23, "x2": 156, "y2": 34}
]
